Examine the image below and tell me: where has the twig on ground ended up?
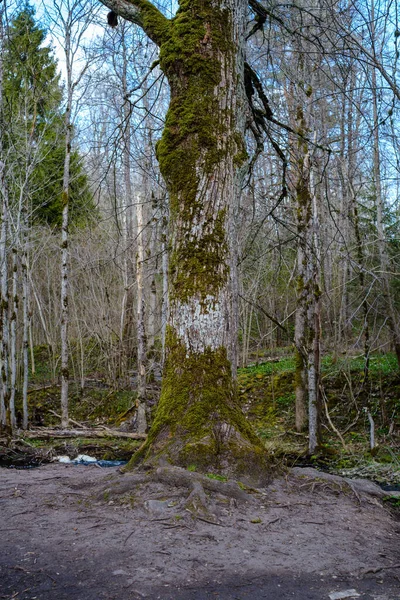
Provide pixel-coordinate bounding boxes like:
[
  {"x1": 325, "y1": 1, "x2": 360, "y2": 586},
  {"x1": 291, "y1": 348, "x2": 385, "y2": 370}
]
[
  {"x1": 123, "y1": 531, "x2": 135, "y2": 545},
  {"x1": 363, "y1": 563, "x2": 400, "y2": 575},
  {"x1": 193, "y1": 515, "x2": 225, "y2": 527},
  {"x1": 48, "y1": 410, "x2": 87, "y2": 429},
  {"x1": 265, "y1": 517, "x2": 281, "y2": 526},
  {"x1": 321, "y1": 386, "x2": 348, "y2": 450}
]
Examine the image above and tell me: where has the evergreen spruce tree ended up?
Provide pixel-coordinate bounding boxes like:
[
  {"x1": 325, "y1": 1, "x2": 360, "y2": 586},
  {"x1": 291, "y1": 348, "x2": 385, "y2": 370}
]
[{"x1": 3, "y1": 5, "x2": 93, "y2": 227}]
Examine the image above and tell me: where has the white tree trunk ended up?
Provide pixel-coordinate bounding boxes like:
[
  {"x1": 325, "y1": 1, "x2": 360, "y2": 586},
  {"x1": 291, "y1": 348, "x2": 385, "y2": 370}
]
[
  {"x1": 136, "y1": 194, "x2": 147, "y2": 433},
  {"x1": 9, "y1": 246, "x2": 17, "y2": 430},
  {"x1": 0, "y1": 164, "x2": 9, "y2": 428},
  {"x1": 60, "y1": 33, "x2": 72, "y2": 429},
  {"x1": 21, "y1": 237, "x2": 29, "y2": 429},
  {"x1": 0, "y1": 8, "x2": 9, "y2": 427}
]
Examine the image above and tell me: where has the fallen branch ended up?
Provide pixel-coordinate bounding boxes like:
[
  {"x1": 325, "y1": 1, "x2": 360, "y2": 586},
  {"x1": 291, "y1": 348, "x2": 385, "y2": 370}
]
[
  {"x1": 21, "y1": 428, "x2": 146, "y2": 440},
  {"x1": 117, "y1": 405, "x2": 136, "y2": 421},
  {"x1": 48, "y1": 410, "x2": 88, "y2": 429},
  {"x1": 321, "y1": 386, "x2": 348, "y2": 450},
  {"x1": 363, "y1": 563, "x2": 400, "y2": 575},
  {"x1": 192, "y1": 514, "x2": 225, "y2": 527},
  {"x1": 27, "y1": 384, "x2": 58, "y2": 394}
]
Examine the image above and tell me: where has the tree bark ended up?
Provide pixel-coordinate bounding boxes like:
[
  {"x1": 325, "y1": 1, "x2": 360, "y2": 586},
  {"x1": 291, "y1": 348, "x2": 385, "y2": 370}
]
[
  {"x1": 370, "y1": 2, "x2": 400, "y2": 368},
  {"x1": 99, "y1": 0, "x2": 265, "y2": 474},
  {"x1": 60, "y1": 29, "x2": 72, "y2": 429},
  {"x1": 136, "y1": 194, "x2": 147, "y2": 433},
  {"x1": 121, "y1": 28, "x2": 136, "y2": 375},
  {"x1": 9, "y1": 246, "x2": 17, "y2": 431},
  {"x1": 291, "y1": 59, "x2": 321, "y2": 450},
  {"x1": 0, "y1": 161, "x2": 9, "y2": 429},
  {"x1": 21, "y1": 232, "x2": 29, "y2": 430},
  {"x1": 161, "y1": 195, "x2": 168, "y2": 367},
  {"x1": 0, "y1": 7, "x2": 9, "y2": 428}
]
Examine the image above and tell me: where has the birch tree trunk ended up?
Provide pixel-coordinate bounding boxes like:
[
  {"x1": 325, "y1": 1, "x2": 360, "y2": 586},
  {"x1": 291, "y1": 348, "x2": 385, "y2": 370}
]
[
  {"x1": 100, "y1": 0, "x2": 264, "y2": 473},
  {"x1": 136, "y1": 194, "x2": 147, "y2": 433},
  {"x1": 0, "y1": 161, "x2": 9, "y2": 428},
  {"x1": 21, "y1": 230, "x2": 29, "y2": 429},
  {"x1": 9, "y1": 246, "x2": 17, "y2": 430},
  {"x1": 60, "y1": 33, "x2": 72, "y2": 429},
  {"x1": 0, "y1": 5, "x2": 9, "y2": 427}
]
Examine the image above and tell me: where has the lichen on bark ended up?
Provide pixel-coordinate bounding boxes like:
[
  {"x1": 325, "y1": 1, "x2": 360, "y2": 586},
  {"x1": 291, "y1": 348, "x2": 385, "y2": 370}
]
[
  {"x1": 155, "y1": 0, "x2": 242, "y2": 304},
  {"x1": 113, "y1": 0, "x2": 266, "y2": 475}
]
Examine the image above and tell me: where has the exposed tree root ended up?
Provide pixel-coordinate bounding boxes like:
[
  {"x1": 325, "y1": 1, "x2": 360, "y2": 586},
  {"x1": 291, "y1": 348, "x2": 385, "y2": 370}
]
[
  {"x1": 153, "y1": 467, "x2": 253, "y2": 502},
  {"x1": 95, "y1": 473, "x2": 149, "y2": 500},
  {"x1": 96, "y1": 466, "x2": 255, "y2": 514},
  {"x1": 290, "y1": 467, "x2": 395, "y2": 501}
]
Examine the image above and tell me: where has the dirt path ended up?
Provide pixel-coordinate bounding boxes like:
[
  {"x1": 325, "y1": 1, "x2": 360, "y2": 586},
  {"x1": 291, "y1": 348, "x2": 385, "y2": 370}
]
[{"x1": 0, "y1": 464, "x2": 399, "y2": 599}]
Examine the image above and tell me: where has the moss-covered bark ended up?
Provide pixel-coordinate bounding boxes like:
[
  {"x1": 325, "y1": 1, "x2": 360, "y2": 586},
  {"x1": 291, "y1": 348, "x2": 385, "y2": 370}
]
[
  {"x1": 156, "y1": 0, "x2": 242, "y2": 305},
  {"x1": 128, "y1": 328, "x2": 266, "y2": 476},
  {"x1": 292, "y1": 91, "x2": 321, "y2": 452},
  {"x1": 122, "y1": 0, "x2": 266, "y2": 475}
]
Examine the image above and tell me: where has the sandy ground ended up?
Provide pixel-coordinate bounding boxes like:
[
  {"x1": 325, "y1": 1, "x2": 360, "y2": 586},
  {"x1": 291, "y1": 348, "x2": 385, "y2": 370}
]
[{"x1": 0, "y1": 464, "x2": 399, "y2": 600}]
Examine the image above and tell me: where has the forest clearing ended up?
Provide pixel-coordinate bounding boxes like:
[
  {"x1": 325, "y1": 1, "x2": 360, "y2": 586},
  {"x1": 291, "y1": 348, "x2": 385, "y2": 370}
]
[{"x1": 1, "y1": 0, "x2": 400, "y2": 597}]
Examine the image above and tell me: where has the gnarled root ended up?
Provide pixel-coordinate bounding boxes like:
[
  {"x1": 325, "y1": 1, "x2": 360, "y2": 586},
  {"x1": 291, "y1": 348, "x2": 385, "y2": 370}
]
[
  {"x1": 154, "y1": 466, "x2": 252, "y2": 502},
  {"x1": 95, "y1": 466, "x2": 255, "y2": 513}
]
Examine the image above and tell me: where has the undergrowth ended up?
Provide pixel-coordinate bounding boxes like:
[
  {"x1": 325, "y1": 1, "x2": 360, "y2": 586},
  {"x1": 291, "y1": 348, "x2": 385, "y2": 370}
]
[
  {"x1": 238, "y1": 351, "x2": 400, "y2": 479},
  {"x1": 12, "y1": 345, "x2": 400, "y2": 482}
]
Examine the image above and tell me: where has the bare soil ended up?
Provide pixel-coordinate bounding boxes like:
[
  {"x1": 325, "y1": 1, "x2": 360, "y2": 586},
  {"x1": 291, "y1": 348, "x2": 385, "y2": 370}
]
[{"x1": 0, "y1": 464, "x2": 399, "y2": 600}]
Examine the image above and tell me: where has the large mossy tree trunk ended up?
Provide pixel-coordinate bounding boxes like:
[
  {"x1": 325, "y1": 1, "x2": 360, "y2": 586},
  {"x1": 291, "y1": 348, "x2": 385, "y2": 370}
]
[{"x1": 100, "y1": 0, "x2": 265, "y2": 475}]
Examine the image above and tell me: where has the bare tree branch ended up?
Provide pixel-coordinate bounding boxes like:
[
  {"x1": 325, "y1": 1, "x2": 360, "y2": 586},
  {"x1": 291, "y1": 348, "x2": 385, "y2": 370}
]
[{"x1": 97, "y1": 0, "x2": 170, "y2": 46}]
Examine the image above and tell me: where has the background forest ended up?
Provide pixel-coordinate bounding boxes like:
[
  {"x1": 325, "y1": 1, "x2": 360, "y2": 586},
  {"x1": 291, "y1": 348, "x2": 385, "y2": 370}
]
[{"x1": 0, "y1": 0, "x2": 399, "y2": 478}]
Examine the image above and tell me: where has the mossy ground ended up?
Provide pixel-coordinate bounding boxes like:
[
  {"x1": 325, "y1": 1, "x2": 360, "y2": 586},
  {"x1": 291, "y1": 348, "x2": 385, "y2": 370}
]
[
  {"x1": 6, "y1": 343, "x2": 400, "y2": 483},
  {"x1": 24, "y1": 384, "x2": 136, "y2": 426},
  {"x1": 8, "y1": 343, "x2": 145, "y2": 460},
  {"x1": 238, "y1": 351, "x2": 400, "y2": 482}
]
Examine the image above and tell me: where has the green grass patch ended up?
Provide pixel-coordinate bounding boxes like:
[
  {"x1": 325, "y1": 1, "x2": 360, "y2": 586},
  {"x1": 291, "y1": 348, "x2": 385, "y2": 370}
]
[
  {"x1": 239, "y1": 357, "x2": 296, "y2": 377},
  {"x1": 205, "y1": 473, "x2": 228, "y2": 482}
]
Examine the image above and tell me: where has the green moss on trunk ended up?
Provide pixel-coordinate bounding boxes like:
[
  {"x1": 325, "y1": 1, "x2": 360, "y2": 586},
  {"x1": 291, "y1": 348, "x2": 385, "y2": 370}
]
[
  {"x1": 127, "y1": 328, "x2": 266, "y2": 477},
  {"x1": 155, "y1": 0, "x2": 242, "y2": 303},
  {"x1": 126, "y1": 1, "x2": 266, "y2": 476}
]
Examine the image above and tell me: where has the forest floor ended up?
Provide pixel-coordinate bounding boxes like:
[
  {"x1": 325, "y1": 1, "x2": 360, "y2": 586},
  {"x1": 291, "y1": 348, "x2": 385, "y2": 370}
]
[
  {"x1": 1, "y1": 463, "x2": 400, "y2": 600},
  {"x1": 1, "y1": 350, "x2": 399, "y2": 598}
]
